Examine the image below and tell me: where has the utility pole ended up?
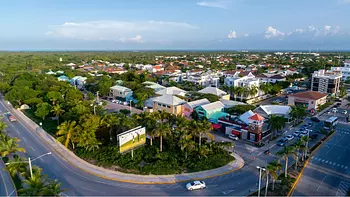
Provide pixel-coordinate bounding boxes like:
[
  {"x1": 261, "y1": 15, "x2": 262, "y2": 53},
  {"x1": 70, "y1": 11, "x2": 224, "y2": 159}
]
[
  {"x1": 257, "y1": 166, "x2": 266, "y2": 197},
  {"x1": 28, "y1": 157, "x2": 33, "y2": 179}
]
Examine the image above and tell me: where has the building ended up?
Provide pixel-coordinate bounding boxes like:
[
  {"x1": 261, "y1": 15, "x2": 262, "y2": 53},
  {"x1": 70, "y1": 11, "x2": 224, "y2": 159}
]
[
  {"x1": 198, "y1": 87, "x2": 230, "y2": 100},
  {"x1": 224, "y1": 73, "x2": 261, "y2": 99},
  {"x1": 153, "y1": 95, "x2": 186, "y2": 115},
  {"x1": 182, "y1": 99, "x2": 210, "y2": 118},
  {"x1": 254, "y1": 105, "x2": 292, "y2": 121},
  {"x1": 195, "y1": 101, "x2": 225, "y2": 121},
  {"x1": 142, "y1": 81, "x2": 166, "y2": 92},
  {"x1": 330, "y1": 60, "x2": 350, "y2": 80},
  {"x1": 155, "y1": 87, "x2": 187, "y2": 97},
  {"x1": 311, "y1": 69, "x2": 342, "y2": 96},
  {"x1": 109, "y1": 85, "x2": 133, "y2": 101},
  {"x1": 255, "y1": 74, "x2": 286, "y2": 83},
  {"x1": 182, "y1": 72, "x2": 220, "y2": 87},
  {"x1": 247, "y1": 113, "x2": 265, "y2": 143},
  {"x1": 288, "y1": 91, "x2": 328, "y2": 110},
  {"x1": 57, "y1": 75, "x2": 70, "y2": 82},
  {"x1": 70, "y1": 76, "x2": 87, "y2": 89}
]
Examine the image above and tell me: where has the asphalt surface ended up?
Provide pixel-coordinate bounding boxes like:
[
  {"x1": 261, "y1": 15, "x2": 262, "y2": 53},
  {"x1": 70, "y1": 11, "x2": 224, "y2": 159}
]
[{"x1": 292, "y1": 123, "x2": 350, "y2": 196}]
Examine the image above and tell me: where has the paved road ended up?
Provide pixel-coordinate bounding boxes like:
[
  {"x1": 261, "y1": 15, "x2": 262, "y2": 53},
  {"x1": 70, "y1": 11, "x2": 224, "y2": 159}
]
[
  {"x1": 0, "y1": 159, "x2": 16, "y2": 197},
  {"x1": 292, "y1": 122, "x2": 350, "y2": 196}
]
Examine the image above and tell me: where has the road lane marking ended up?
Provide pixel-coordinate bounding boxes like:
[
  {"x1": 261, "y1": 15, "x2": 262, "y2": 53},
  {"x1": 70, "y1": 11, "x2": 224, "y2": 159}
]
[
  {"x1": 29, "y1": 146, "x2": 35, "y2": 151},
  {"x1": 317, "y1": 175, "x2": 327, "y2": 191},
  {"x1": 22, "y1": 138, "x2": 27, "y2": 144}
]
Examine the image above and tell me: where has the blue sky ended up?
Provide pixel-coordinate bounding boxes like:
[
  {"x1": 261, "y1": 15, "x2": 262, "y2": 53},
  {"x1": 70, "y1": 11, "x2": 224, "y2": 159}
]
[{"x1": 1, "y1": 0, "x2": 350, "y2": 50}]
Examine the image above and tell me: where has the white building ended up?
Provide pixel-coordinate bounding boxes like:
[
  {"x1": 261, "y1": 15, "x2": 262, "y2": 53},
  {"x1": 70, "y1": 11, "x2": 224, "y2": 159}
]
[
  {"x1": 182, "y1": 73, "x2": 220, "y2": 87},
  {"x1": 330, "y1": 60, "x2": 350, "y2": 80},
  {"x1": 311, "y1": 69, "x2": 342, "y2": 96},
  {"x1": 70, "y1": 76, "x2": 87, "y2": 89},
  {"x1": 224, "y1": 72, "x2": 262, "y2": 99}
]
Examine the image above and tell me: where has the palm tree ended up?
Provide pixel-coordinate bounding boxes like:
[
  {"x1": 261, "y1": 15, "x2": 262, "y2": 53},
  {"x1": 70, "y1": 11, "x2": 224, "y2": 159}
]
[
  {"x1": 19, "y1": 168, "x2": 47, "y2": 196},
  {"x1": 0, "y1": 121, "x2": 7, "y2": 133},
  {"x1": 51, "y1": 104, "x2": 65, "y2": 125},
  {"x1": 196, "y1": 120, "x2": 214, "y2": 146},
  {"x1": 180, "y1": 132, "x2": 195, "y2": 159},
  {"x1": 249, "y1": 85, "x2": 258, "y2": 99},
  {"x1": 267, "y1": 161, "x2": 282, "y2": 191},
  {"x1": 42, "y1": 179, "x2": 65, "y2": 197},
  {"x1": 147, "y1": 128, "x2": 157, "y2": 146},
  {"x1": 0, "y1": 136, "x2": 26, "y2": 158},
  {"x1": 154, "y1": 123, "x2": 172, "y2": 152},
  {"x1": 197, "y1": 145, "x2": 210, "y2": 159},
  {"x1": 231, "y1": 86, "x2": 239, "y2": 101},
  {"x1": 6, "y1": 156, "x2": 27, "y2": 177},
  {"x1": 293, "y1": 140, "x2": 303, "y2": 169},
  {"x1": 268, "y1": 115, "x2": 286, "y2": 137},
  {"x1": 56, "y1": 121, "x2": 79, "y2": 149},
  {"x1": 276, "y1": 145, "x2": 296, "y2": 177},
  {"x1": 300, "y1": 136, "x2": 310, "y2": 161},
  {"x1": 101, "y1": 113, "x2": 120, "y2": 143},
  {"x1": 236, "y1": 87, "x2": 244, "y2": 101}
]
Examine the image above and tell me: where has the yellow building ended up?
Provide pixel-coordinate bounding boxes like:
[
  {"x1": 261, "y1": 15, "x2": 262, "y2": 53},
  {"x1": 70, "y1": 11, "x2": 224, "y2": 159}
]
[{"x1": 153, "y1": 95, "x2": 186, "y2": 115}]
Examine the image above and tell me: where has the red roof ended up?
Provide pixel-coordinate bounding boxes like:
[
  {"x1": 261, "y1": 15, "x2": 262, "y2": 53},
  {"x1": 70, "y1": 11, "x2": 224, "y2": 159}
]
[
  {"x1": 249, "y1": 113, "x2": 264, "y2": 121},
  {"x1": 290, "y1": 91, "x2": 327, "y2": 100}
]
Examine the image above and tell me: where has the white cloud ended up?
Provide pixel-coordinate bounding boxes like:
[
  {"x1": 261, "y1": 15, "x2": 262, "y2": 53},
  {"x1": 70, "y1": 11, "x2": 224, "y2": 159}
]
[
  {"x1": 295, "y1": 28, "x2": 304, "y2": 33},
  {"x1": 197, "y1": 0, "x2": 232, "y2": 9},
  {"x1": 244, "y1": 33, "x2": 250, "y2": 37},
  {"x1": 264, "y1": 26, "x2": 285, "y2": 39},
  {"x1": 287, "y1": 32, "x2": 293, "y2": 36},
  {"x1": 227, "y1": 30, "x2": 237, "y2": 39},
  {"x1": 46, "y1": 20, "x2": 197, "y2": 42},
  {"x1": 308, "y1": 25, "x2": 317, "y2": 32},
  {"x1": 120, "y1": 35, "x2": 144, "y2": 43}
]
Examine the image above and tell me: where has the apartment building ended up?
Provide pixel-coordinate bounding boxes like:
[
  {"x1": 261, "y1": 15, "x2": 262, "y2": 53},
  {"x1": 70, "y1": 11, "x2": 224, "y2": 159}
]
[
  {"x1": 311, "y1": 69, "x2": 342, "y2": 96},
  {"x1": 330, "y1": 60, "x2": 350, "y2": 80},
  {"x1": 224, "y1": 72, "x2": 261, "y2": 99}
]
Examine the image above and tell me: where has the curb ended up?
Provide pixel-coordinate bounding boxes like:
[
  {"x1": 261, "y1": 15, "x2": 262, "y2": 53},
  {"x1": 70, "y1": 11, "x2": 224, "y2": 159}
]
[
  {"x1": 287, "y1": 130, "x2": 336, "y2": 196},
  {"x1": 3, "y1": 100, "x2": 245, "y2": 185}
]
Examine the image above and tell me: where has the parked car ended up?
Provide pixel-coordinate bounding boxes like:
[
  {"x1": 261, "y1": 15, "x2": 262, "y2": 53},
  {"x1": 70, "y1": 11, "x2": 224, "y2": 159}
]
[
  {"x1": 285, "y1": 135, "x2": 294, "y2": 141},
  {"x1": 343, "y1": 110, "x2": 348, "y2": 115},
  {"x1": 186, "y1": 181, "x2": 206, "y2": 191},
  {"x1": 299, "y1": 130, "x2": 309, "y2": 137},
  {"x1": 277, "y1": 138, "x2": 288, "y2": 146},
  {"x1": 308, "y1": 122, "x2": 313, "y2": 127},
  {"x1": 336, "y1": 102, "x2": 341, "y2": 106},
  {"x1": 311, "y1": 117, "x2": 320, "y2": 122},
  {"x1": 332, "y1": 108, "x2": 338, "y2": 113},
  {"x1": 293, "y1": 130, "x2": 301, "y2": 137},
  {"x1": 228, "y1": 134, "x2": 239, "y2": 140}
]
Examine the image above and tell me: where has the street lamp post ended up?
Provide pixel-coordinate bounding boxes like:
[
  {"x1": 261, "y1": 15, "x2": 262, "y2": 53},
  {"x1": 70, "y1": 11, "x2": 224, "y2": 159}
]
[
  {"x1": 257, "y1": 166, "x2": 266, "y2": 197},
  {"x1": 305, "y1": 131, "x2": 310, "y2": 159},
  {"x1": 5, "y1": 152, "x2": 52, "y2": 179},
  {"x1": 39, "y1": 122, "x2": 42, "y2": 128}
]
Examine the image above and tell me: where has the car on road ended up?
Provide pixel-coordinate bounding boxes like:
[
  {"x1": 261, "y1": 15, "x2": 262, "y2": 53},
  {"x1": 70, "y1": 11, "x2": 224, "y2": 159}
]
[
  {"x1": 285, "y1": 135, "x2": 294, "y2": 141},
  {"x1": 186, "y1": 181, "x2": 206, "y2": 191},
  {"x1": 332, "y1": 108, "x2": 338, "y2": 113},
  {"x1": 228, "y1": 134, "x2": 239, "y2": 140},
  {"x1": 343, "y1": 110, "x2": 348, "y2": 115},
  {"x1": 311, "y1": 117, "x2": 320, "y2": 122},
  {"x1": 336, "y1": 102, "x2": 341, "y2": 106},
  {"x1": 8, "y1": 115, "x2": 17, "y2": 122},
  {"x1": 277, "y1": 138, "x2": 288, "y2": 146},
  {"x1": 293, "y1": 130, "x2": 301, "y2": 137}
]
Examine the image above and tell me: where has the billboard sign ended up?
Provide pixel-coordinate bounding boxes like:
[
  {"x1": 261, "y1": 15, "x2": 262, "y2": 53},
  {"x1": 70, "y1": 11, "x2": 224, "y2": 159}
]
[{"x1": 117, "y1": 126, "x2": 146, "y2": 153}]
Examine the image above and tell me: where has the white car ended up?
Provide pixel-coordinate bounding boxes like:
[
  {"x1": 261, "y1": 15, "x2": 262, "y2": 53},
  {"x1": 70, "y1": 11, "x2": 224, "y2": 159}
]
[
  {"x1": 332, "y1": 108, "x2": 337, "y2": 113},
  {"x1": 186, "y1": 181, "x2": 206, "y2": 191},
  {"x1": 285, "y1": 135, "x2": 294, "y2": 141},
  {"x1": 112, "y1": 99, "x2": 117, "y2": 103},
  {"x1": 299, "y1": 130, "x2": 309, "y2": 137},
  {"x1": 228, "y1": 134, "x2": 239, "y2": 140},
  {"x1": 343, "y1": 110, "x2": 348, "y2": 115},
  {"x1": 293, "y1": 130, "x2": 301, "y2": 137}
]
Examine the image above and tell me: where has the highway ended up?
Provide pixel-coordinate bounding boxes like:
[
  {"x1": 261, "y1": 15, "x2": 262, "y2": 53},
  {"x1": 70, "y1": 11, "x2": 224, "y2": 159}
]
[{"x1": 0, "y1": 100, "x2": 269, "y2": 196}]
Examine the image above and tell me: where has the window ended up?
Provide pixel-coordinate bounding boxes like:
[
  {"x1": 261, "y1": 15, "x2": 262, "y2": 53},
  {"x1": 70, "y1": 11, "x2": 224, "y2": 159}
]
[
  {"x1": 158, "y1": 103, "x2": 162, "y2": 106},
  {"x1": 162, "y1": 104, "x2": 166, "y2": 107},
  {"x1": 167, "y1": 105, "x2": 171, "y2": 108},
  {"x1": 311, "y1": 101, "x2": 314, "y2": 104}
]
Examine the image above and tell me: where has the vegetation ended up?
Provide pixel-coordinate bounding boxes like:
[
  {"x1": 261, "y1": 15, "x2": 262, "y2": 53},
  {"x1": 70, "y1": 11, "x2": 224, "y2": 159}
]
[
  {"x1": 0, "y1": 120, "x2": 65, "y2": 196},
  {"x1": 226, "y1": 104, "x2": 256, "y2": 115},
  {"x1": 268, "y1": 115, "x2": 286, "y2": 137}
]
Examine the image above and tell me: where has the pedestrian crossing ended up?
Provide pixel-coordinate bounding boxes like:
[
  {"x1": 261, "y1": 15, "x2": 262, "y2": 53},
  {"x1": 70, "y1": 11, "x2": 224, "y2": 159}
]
[
  {"x1": 311, "y1": 156, "x2": 348, "y2": 170},
  {"x1": 336, "y1": 181, "x2": 350, "y2": 197}
]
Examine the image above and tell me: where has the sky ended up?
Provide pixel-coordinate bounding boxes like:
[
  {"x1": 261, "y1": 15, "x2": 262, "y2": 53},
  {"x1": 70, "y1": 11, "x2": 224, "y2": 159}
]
[{"x1": 1, "y1": 0, "x2": 350, "y2": 51}]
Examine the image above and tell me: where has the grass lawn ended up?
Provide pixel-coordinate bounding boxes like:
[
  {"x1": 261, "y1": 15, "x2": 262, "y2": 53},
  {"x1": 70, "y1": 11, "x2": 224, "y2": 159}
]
[{"x1": 23, "y1": 109, "x2": 58, "y2": 136}]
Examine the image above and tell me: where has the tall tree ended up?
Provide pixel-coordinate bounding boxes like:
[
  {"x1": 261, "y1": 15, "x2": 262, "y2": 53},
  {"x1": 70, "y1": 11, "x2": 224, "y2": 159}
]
[
  {"x1": 101, "y1": 113, "x2": 121, "y2": 143},
  {"x1": 35, "y1": 102, "x2": 51, "y2": 120},
  {"x1": 6, "y1": 156, "x2": 28, "y2": 177},
  {"x1": 293, "y1": 140, "x2": 303, "y2": 170},
  {"x1": 51, "y1": 104, "x2": 65, "y2": 125},
  {"x1": 0, "y1": 136, "x2": 26, "y2": 158},
  {"x1": 268, "y1": 115, "x2": 286, "y2": 137},
  {"x1": 42, "y1": 179, "x2": 65, "y2": 197},
  {"x1": 0, "y1": 121, "x2": 7, "y2": 133},
  {"x1": 56, "y1": 121, "x2": 79, "y2": 149},
  {"x1": 266, "y1": 161, "x2": 282, "y2": 191},
  {"x1": 154, "y1": 123, "x2": 172, "y2": 152},
  {"x1": 276, "y1": 146, "x2": 296, "y2": 177}
]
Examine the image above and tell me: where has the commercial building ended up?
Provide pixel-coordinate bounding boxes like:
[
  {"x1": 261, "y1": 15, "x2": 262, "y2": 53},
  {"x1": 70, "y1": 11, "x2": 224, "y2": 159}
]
[
  {"x1": 182, "y1": 99, "x2": 210, "y2": 118},
  {"x1": 195, "y1": 101, "x2": 225, "y2": 121},
  {"x1": 311, "y1": 69, "x2": 342, "y2": 96},
  {"x1": 288, "y1": 91, "x2": 328, "y2": 110}
]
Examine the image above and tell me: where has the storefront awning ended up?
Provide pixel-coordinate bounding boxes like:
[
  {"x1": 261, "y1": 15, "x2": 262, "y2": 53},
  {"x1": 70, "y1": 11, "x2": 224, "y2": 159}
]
[
  {"x1": 212, "y1": 124, "x2": 221, "y2": 129},
  {"x1": 231, "y1": 130, "x2": 241, "y2": 135}
]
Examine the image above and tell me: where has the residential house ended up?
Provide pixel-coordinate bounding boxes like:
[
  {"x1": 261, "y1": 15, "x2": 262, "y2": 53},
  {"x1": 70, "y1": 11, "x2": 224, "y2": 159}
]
[
  {"x1": 153, "y1": 95, "x2": 186, "y2": 115},
  {"x1": 224, "y1": 72, "x2": 262, "y2": 99},
  {"x1": 198, "y1": 87, "x2": 230, "y2": 100},
  {"x1": 155, "y1": 87, "x2": 187, "y2": 97},
  {"x1": 57, "y1": 75, "x2": 70, "y2": 82},
  {"x1": 195, "y1": 101, "x2": 225, "y2": 121},
  {"x1": 70, "y1": 76, "x2": 87, "y2": 89},
  {"x1": 142, "y1": 81, "x2": 166, "y2": 92},
  {"x1": 255, "y1": 74, "x2": 286, "y2": 83},
  {"x1": 330, "y1": 60, "x2": 350, "y2": 80},
  {"x1": 109, "y1": 85, "x2": 133, "y2": 101},
  {"x1": 182, "y1": 72, "x2": 220, "y2": 87},
  {"x1": 182, "y1": 99, "x2": 210, "y2": 118}
]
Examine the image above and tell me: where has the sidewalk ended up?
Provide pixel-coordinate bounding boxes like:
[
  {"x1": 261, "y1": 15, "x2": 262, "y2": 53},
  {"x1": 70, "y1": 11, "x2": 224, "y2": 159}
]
[{"x1": 2, "y1": 100, "x2": 244, "y2": 184}]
